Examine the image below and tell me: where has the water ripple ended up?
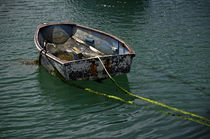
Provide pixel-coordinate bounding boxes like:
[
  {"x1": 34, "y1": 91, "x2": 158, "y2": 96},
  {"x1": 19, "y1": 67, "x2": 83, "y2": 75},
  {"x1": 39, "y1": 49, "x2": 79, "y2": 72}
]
[{"x1": 1, "y1": 0, "x2": 210, "y2": 138}]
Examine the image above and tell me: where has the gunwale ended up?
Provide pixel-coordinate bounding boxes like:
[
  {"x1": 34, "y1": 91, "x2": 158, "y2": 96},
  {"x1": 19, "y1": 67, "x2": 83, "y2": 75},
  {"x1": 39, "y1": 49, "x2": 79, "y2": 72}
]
[{"x1": 34, "y1": 22, "x2": 135, "y2": 65}]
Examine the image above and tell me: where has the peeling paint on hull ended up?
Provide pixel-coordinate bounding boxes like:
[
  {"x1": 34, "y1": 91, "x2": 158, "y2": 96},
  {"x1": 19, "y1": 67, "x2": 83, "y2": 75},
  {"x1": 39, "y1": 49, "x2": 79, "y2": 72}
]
[{"x1": 40, "y1": 53, "x2": 134, "y2": 80}]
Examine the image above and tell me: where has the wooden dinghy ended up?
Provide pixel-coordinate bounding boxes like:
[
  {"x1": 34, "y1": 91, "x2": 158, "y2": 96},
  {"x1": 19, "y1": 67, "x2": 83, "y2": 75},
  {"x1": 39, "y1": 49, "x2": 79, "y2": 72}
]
[{"x1": 34, "y1": 22, "x2": 135, "y2": 80}]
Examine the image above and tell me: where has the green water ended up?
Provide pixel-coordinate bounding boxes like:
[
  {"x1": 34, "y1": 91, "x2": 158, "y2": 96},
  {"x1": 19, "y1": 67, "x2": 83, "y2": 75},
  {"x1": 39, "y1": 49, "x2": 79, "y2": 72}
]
[{"x1": 0, "y1": 0, "x2": 210, "y2": 138}]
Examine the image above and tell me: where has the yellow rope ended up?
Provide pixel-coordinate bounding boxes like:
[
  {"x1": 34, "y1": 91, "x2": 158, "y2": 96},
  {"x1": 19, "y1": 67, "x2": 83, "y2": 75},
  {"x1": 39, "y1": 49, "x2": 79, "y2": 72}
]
[
  {"x1": 84, "y1": 88, "x2": 134, "y2": 105},
  {"x1": 97, "y1": 56, "x2": 210, "y2": 126},
  {"x1": 42, "y1": 54, "x2": 210, "y2": 126},
  {"x1": 68, "y1": 80, "x2": 210, "y2": 127},
  {"x1": 71, "y1": 80, "x2": 210, "y2": 127}
]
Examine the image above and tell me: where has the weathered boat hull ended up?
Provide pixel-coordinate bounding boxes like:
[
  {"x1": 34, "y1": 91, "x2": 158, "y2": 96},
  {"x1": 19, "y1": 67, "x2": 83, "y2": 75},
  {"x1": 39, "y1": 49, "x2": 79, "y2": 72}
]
[
  {"x1": 39, "y1": 52, "x2": 134, "y2": 80},
  {"x1": 35, "y1": 22, "x2": 135, "y2": 80}
]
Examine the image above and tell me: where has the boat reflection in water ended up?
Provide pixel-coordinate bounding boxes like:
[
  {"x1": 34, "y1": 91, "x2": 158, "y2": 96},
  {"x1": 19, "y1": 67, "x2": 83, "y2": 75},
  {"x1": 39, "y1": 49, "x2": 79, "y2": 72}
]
[{"x1": 37, "y1": 66, "x2": 133, "y2": 105}]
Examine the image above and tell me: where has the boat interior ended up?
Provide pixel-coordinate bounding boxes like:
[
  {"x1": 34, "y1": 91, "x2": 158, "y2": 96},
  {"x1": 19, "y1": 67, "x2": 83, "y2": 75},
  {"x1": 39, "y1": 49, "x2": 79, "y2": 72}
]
[{"x1": 37, "y1": 24, "x2": 130, "y2": 61}]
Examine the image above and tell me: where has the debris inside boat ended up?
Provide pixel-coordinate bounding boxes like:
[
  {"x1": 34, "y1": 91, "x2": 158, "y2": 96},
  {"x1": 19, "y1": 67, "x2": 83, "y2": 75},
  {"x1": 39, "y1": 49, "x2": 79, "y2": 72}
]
[{"x1": 44, "y1": 36, "x2": 105, "y2": 61}]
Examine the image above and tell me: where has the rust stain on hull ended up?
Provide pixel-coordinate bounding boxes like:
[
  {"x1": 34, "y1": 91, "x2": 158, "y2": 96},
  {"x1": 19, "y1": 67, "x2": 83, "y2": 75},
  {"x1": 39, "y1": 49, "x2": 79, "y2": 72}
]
[
  {"x1": 104, "y1": 59, "x2": 111, "y2": 73},
  {"x1": 90, "y1": 61, "x2": 97, "y2": 76}
]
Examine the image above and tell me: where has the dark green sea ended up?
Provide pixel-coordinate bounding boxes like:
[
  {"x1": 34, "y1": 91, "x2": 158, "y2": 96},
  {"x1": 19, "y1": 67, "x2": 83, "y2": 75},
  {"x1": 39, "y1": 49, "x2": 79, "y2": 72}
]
[{"x1": 0, "y1": 0, "x2": 210, "y2": 138}]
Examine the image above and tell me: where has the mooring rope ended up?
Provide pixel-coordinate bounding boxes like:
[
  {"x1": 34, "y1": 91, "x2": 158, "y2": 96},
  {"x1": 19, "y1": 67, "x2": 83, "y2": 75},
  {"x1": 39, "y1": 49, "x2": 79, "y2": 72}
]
[
  {"x1": 97, "y1": 56, "x2": 210, "y2": 126},
  {"x1": 38, "y1": 53, "x2": 210, "y2": 126},
  {"x1": 67, "y1": 78, "x2": 210, "y2": 127}
]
